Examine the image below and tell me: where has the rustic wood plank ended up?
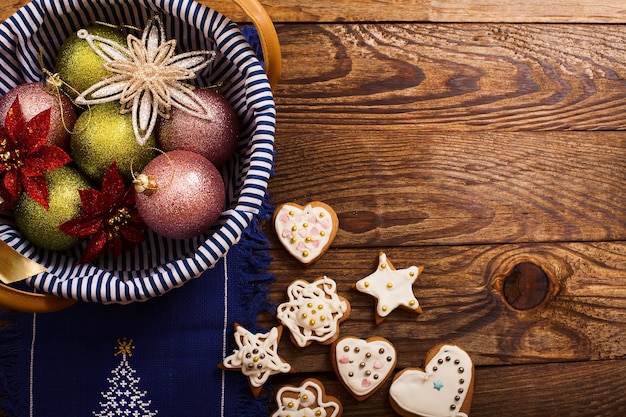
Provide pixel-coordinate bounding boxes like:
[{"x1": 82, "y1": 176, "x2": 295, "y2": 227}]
[
  {"x1": 267, "y1": 359, "x2": 626, "y2": 416},
  {"x1": 210, "y1": 0, "x2": 626, "y2": 24},
  {"x1": 4, "y1": 1, "x2": 626, "y2": 25},
  {"x1": 268, "y1": 129, "x2": 626, "y2": 246},
  {"x1": 262, "y1": 242, "x2": 626, "y2": 369},
  {"x1": 275, "y1": 23, "x2": 626, "y2": 131}
]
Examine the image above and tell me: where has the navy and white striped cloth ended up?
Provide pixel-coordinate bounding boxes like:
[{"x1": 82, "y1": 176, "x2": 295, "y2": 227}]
[{"x1": 0, "y1": 0, "x2": 275, "y2": 303}]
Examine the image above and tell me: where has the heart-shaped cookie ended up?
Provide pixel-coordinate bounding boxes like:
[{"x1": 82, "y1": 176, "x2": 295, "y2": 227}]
[
  {"x1": 389, "y1": 344, "x2": 474, "y2": 417},
  {"x1": 331, "y1": 336, "x2": 396, "y2": 402},
  {"x1": 273, "y1": 202, "x2": 338, "y2": 265}
]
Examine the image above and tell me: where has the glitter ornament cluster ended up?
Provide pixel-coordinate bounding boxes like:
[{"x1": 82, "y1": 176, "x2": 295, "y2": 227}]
[{"x1": 0, "y1": 14, "x2": 237, "y2": 263}]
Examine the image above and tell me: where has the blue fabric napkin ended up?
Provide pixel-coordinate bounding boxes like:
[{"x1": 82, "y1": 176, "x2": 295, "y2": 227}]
[{"x1": 0, "y1": 207, "x2": 274, "y2": 417}]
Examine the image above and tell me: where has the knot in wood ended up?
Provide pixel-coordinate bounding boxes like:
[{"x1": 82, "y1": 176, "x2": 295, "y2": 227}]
[{"x1": 502, "y1": 262, "x2": 549, "y2": 310}]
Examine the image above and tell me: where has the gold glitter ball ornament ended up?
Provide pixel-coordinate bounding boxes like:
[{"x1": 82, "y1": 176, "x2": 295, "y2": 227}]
[
  {"x1": 14, "y1": 166, "x2": 92, "y2": 251},
  {"x1": 70, "y1": 102, "x2": 156, "y2": 184},
  {"x1": 54, "y1": 25, "x2": 127, "y2": 99}
]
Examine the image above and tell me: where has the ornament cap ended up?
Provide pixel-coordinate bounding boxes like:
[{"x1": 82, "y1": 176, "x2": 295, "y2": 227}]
[{"x1": 133, "y1": 173, "x2": 158, "y2": 195}]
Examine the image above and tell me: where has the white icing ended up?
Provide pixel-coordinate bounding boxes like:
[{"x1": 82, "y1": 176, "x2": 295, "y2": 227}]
[
  {"x1": 334, "y1": 337, "x2": 396, "y2": 398},
  {"x1": 274, "y1": 203, "x2": 336, "y2": 264},
  {"x1": 277, "y1": 277, "x2": 349, "y2": 347},
  {"x1": 271, "y1": 380, "x2": 341, "y2": 417},
  {"x1": 222, "y1": 326, "x2": 291, "y2": 388},
  {"x1": 389, "y1": 345, "x2": 473, "y2": 417},
  {"x1": 354, "y1": 252, "x2": 422, "y2": 318}
]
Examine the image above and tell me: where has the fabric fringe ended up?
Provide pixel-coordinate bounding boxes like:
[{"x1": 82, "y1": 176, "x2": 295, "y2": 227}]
[
  {"x1": 230, "y1": 193, "x2": 276, "y2": 415},
  {"x1": 0, "y1": 310, "x2": 21, "y2": 417}
]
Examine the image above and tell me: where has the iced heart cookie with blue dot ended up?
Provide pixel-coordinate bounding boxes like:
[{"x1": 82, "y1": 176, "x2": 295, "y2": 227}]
[{"x1": 389, "y1": 344, "x2": 475, "y2": 417}]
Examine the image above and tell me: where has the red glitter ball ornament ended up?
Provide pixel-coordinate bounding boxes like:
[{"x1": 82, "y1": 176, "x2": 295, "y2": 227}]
[
  {"x1": 0, "y1": 82, "x2": 77, "y2": 150},
  {"x1": 157, "y1": 88, "x2": 239, "y2": 167},
  {"x1": 135, "y1": 150, "x2": 225, "y2": 240}
]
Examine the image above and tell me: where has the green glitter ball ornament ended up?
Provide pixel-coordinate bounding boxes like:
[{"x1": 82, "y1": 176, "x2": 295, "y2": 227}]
[
  {"x1": 14, "y1": 166, "x2": 92, "y2": 251},
  {"x1": 71, "y1": 102, "x2": 157, "y2": 184},
  {"x1": 54, "y1": 25, "x2": 127, "y2": 98}
]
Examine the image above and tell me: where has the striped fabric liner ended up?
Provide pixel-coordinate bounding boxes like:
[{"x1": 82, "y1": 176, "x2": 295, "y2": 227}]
[{"x1": 0, "y1": 0, "x2": 275, "y2": 303}]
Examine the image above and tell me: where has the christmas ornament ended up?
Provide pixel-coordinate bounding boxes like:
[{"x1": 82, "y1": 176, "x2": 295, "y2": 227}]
[
  {"x1": 14, "y1": 166, "x2": 92, "y2": 251},
  {"x1": 157, "y1": 88, "x2": 239, "y2": 167},
  {"x1": 74, "y1": 15, "x2": 216, "y2": 145},
  {"x1": 0, "y1": 97, "x2": 72, "y2": 210},
  {"x1": 71, "y1": 102, "x2": 156, "y2": 184},
  {"x1": 59, "y1": 161, "x2": 145, "y2": 263},
  {"x1": 54, "y1": 24, "x2": 127, "y2": 98},
  {"x1": 134, "y1": 150, "x2": 225, "y2": 239},
  {"x1": 0, "y1": 82, "x2": 76, "y2": 149}
]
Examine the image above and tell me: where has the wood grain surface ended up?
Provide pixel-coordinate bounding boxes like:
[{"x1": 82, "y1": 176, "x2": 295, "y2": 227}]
[
  {"x1": 1, "y1": 0, "x2": 626, "y2": 416},
  {"x1": 262, "y1": 4, "x2": 626, "y2": 417}
]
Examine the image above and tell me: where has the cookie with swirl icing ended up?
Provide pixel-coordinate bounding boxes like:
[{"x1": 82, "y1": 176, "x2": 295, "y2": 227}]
[
  {"x1": 276, "y1": 276, "x2": 350, "y2": 347},
  {"x1": 271, "y1": 378, "x2": 342, "y2": 417}
]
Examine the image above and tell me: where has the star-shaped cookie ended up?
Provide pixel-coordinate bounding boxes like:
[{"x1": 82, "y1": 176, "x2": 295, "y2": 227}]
[
  {"x1": 220, "y1": 324, "x2": 292, "y2": 396},
  {"x1": 353, "y1": 252, "x2": 423, "y2": 324}
]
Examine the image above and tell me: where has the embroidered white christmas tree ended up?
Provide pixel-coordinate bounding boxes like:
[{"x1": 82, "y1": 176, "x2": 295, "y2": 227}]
[{"x1": 93, "y1": 338, "x2": 158, "y2": 417}]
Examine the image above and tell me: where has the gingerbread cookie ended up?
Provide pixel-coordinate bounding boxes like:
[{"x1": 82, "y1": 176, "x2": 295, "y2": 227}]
[
  {"x1": 331, "y1": 336, "x2": 397, "y2": 402},
  {"x1": 389, "y1": 344, "x2": 475, "y2": 417},
  {"x1": 272, "y1": 378, "x2": 342, "y2": 417},
  {"x1": 353, "y1": 252, "x2": 423, "y2": 324},
  {"x1": 276, "y1": 276, "x2": 350, "y2": 347},
  {"x1": 273, "y1": 201, "x2": 338, "y2": 265},
  {"x1": 220, "y1": 324, "x2": 292, "y2": 397}
]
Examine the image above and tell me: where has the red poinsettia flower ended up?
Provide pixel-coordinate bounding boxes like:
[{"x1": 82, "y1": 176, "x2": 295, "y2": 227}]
[
  {"x1": 58, "y1": 161, "x2": 146, "y2": 263},
  {"x1": 0, "y1": 96, "x2": 72, "y2": 210}
]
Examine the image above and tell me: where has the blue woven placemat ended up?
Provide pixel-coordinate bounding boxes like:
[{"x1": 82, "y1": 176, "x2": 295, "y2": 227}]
[{"x1": 0, "y1": 205, "x2": 275, "y2": 417}]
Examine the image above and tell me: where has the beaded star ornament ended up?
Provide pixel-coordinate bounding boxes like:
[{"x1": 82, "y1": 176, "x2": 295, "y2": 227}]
[{"x1": 74, "y1": 16, "x2": 216, "y2": 145}]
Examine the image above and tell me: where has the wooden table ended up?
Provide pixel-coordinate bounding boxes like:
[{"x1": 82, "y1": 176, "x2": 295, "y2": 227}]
[
  {"x1": 3, "y1": 1, "x2": 626, "y2": 415},
  {"x1": 220, "y1": 1, "x2": 626, "y2": 415}
]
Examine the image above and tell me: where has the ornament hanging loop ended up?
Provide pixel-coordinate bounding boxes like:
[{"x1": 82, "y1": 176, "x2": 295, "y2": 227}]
[
  {"x1": 92, "y1": 20, "x2": 141, "y2": 33},
  {"x1": 131, "y1": 147, "x2": 174, "y2": 195},
  {"x1": 37, "y1": 46, "x2": 91, "y2": 135}
]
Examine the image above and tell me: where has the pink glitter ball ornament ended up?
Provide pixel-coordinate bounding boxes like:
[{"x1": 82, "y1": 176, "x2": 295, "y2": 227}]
[
  {"x1": 135, "y1": 150, "x2": 225, "y2": 240},
  {"x1": 0, "y1": 82, "x2": 76, "y2": 150},
  {"x1": 157, "y1": 88, "x2": 239, "y2": 167}
]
